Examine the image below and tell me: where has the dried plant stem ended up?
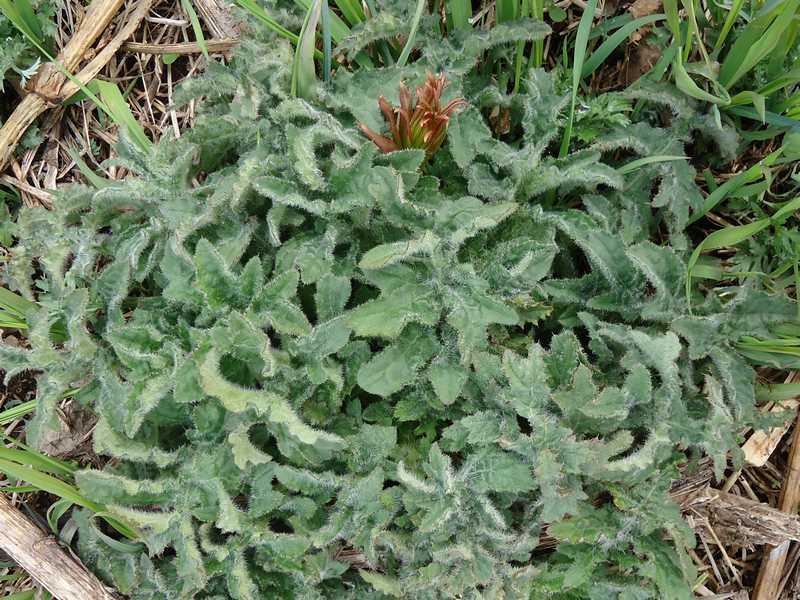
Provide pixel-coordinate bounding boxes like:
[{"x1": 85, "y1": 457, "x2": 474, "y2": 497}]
[
  {"x1": 192, "y1": 0, "x2": 240, "y2": 38},
  {"x1": 0, "y1": 0, "x2": 127, "y2": 171},
  {"x1": 0, "y1": 174, "x2": 55, "y2": 207},
  {"x1": 59, "y1": 0, "x2": 157, "y2": 99},
  {"x1": 0, "y1": 0, "x2": 154, "y2": 173},
  {"x1": 0, "y1": 494, "x2": 116, "y2": 600},
  {"x1": 0, "y1": 95, "x2": 50, "y2": 174},
  {"x1": 753, "y1": 408, "x2": 800, "y2": 600},
  {"x1": 122, "y1": 38, "x2": 238, "y2": 54},
  {"x1": 681, "y1": 485, "x2": 800, "y2": 547}
]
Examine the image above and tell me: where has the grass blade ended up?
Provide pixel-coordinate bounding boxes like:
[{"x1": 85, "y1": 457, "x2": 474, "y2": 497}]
[
  {"x1": 322, "y1": 0, "x2": 332, "y2": 83},
  {"x1": 662, "y1": 0, "x2": 681, "y2": 47},
  {"x1": 756, "y1": 382, "x2": 800, "y2": 402},
  {"x1": 4, "y1": 590, "x2": 35, "y2": 600},
  {"x1": 293, "y1": 0, "x2": 374, "y2": 67},
  {"x1": 686, "y1": 196, "x2": 800, "y2": 303},
  {"x1": 292, "y1": 0, "x2": 323, "y2": 99},
  {"x1": 0, "y1": 286, "x2": 37, "y2": 319},
  {"x1": 726, "y1": 106, "x2": 800, "y2": 129},
  {"x1": 530, "y1": 0, "x2": 545, "y2": 67},
  {"x1": 770, "y1": 195, "x2": 800, "y2": 223},
  {"x1": 47, "y1": 497, "x2": 74, "y2": 534},
  {"x1": 0, "y1": 400, "x2": 36, "y2": 425},
  {"x1": 673, "y1": 54, "x2": 730, "y2": 105},
  {"x1": 95, "y1": 80, "x2": 151, "y2": 151},
  {"x1": 686, "y1": 219, "x2": 772, "y2": 303},
  {"x1": 12, "y1": 0, "x2": 42, "y2": 42},
  {"x1": 496, "y1": 0, "x2": 518, "y2": 23},
  {"x1": 235, "y1": 0, "x2": 301, "y2": 44},
  {"x1": 0, "y1": 448, "x2": 73, "y2": 477},
  {"x1": 616, "y1": 154, "x2": 687, "y2": 175},
  {"x1": 333, "y1": 0, "x2": 364, "y2": 25},
  {"x1": 0, "y1": 458, "x2": 97, "y2": 510},
  {"x1": 713, "y1": 0, "x2": 747, "y2": 54},
  {"x1": 681, "y1": 0, "x2": 710, "y2": 63},
  {"x1": 719, "y1": 0, "x2": 798, "y2": 87},
  {"x1": 513, "y1": 0, "x2": 532, "y2": 93},
  {"x1": 0, "y1": 285, "x2": 35, "y2": 329},
  {"x1": 294, "y1": 0, "x2": 350, "y2": 41},
  {"x1": 756, "y1": 68, "x2": 800, "y2": 97},
  {"x1": 181, "y1": 0, "x2": 208, "y2": 59},
  {"x1": 0, "y1": 0, "x2": 42, "y2": 46},
  {"x1": 397, "y1": 0, "x2": 426, "y2": 67},
  {"x1": 1, "y1": 436, "x2": 77, "y2": 476},
  {"x1": 559, "y1": 0, "x2": 598, "y2": 157},
  {"x1": 689, "y1": 152, "x2": 778, "y2": 224},
  {"x1": 0, "y1": 444, "x2": 140, "y2": 540},
  {"x1": 88, "y1": 514, "x2": 144, "y2": 550},
  {"x1": 582, "y1": 14, "x2": 665, "y2": 77},
  {"x1": 766, "y1": 12, "x2": 799, "y2": 77},
  {"x1": 730, "y1": 90, "x2": 766, "y2": 123},
  {"x1": 449, "y1": 0, "x2": 471, "y2": 29},
  {"x1": 66, "y1": 147, "x2": 111, "y2": 188}
]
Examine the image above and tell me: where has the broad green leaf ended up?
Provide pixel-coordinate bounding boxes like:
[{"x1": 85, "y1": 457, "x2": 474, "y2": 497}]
[
  {"x1": 359, "y1": 233, "x2": 437, "y2": 270},
  {"x1": 428, "y1": 360, "x2": 468, "y2": 405},
  {"x1": 357, "y1": 325, "x2": 439, "y2": 397},
  {"x1": 359, "y1": 570, "x2": 402, "y2": 597},
  {"x1": 347, "y1": 283, "x2": 439, "y2": 338}
]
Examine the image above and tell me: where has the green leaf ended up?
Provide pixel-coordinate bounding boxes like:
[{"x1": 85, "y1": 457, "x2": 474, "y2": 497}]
[
  {"x1": 470, "y1": 449, "x2": 535, "y2": 493},
  {"x1": 396, "y1": 0, "x2": 426, "y2": 67},
  {"x1": 358, "y1": 233, "x2": 437, "y2": 270},
  {"x1": 359, "y1": 569, "x2": 402, "y2": 597},
  {"x1": 447, "y1": 289, "x2": 518, "y2": 355},
  {"x1": 194, "y1": 238, "x2": 240, "y2": 309},
  {"x1": 315, "y1": 274, "x2": 350, "y2": 322},
  {"x1": 559, "y1": 0, "x2": 598, "y2": 157},
  {"x1": 428, "y1": 359, "x2": 468, "y2": 405},
  {"x1": 582, "y1": 14, "x2": 666, "y2": 78},
  {"x1": 181, "y1": 0, "x2": 208, "y2": 59},
  {"x1": 292, "y1": 0, "x2": 323, "y2": 99},
  {"x1": 95, "y1": 80, "x2": 152, "y2": 151},
  {"x1": 199, "y1": 348, "x2": 345, "y2": 450},
  {"x1": 357, "y1": 325, "x2": 439, "y2": 397},
  {"x1": 347, "y1": 283, "x2": 439, "y2": 338}
]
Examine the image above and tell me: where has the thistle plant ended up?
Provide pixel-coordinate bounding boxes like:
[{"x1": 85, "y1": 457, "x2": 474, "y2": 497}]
[
  {"x1": 358, "y1": 72, "x2": 466, "y2": 158},
  {"x1": 0, "y1": 10, "x2": 795, "y2": 600}
]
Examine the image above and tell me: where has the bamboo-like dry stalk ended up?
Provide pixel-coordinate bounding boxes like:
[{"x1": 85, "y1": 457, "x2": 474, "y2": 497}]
[
  {"x1": 0, "y1": 0, "x2": 129, "y2": 171},
  {"x1": 58, "y1": 0, "x2": 157, "y2": 99},
  {"x1": 753, "y1": 409, "x2": 800, "y2": 599},
  {"x1": 121, "y1": 38, "x2": 238, "y2": 55},
  {"x1": 0, "y1": 494, "x2": 116, "y2": 600},
  {"x1": 192, "y1": 0, "x2": 240, "y2": 38}
]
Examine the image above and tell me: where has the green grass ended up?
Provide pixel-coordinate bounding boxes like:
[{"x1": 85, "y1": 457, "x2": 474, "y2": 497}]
[
  {"x1": 0, "y1": 440, "x2": 140, "y2": 541},
  {"x1": 0, "y1": 401, "x2": 36, "y2": 426},
  {"x1": 559, "y1": 0, "x2": 598, "y2": 157},
  {"x1": 0, "y1": 287, "x2": 36, "y2": 331}
]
